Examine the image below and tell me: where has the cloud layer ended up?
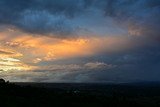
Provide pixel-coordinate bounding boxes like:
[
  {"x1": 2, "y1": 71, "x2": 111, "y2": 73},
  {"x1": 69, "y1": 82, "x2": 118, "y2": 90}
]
[
  {"x1": 0, "y1": 0, "x2": 159, "y2": 38},
  {"x1": 0, "y1": 0, "x2": 160, "y2": 82}
]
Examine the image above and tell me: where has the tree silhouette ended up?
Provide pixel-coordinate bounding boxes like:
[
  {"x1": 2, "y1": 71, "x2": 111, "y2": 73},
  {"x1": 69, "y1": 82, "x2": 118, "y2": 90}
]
[{"x1": 0, "y1": 78, "x2": 5, "y2": 83}]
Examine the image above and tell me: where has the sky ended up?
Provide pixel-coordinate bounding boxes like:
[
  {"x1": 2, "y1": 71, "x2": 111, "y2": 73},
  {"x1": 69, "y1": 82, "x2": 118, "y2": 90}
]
[{"x1": 0, "y1": 0, "x2": 160, "y2": 82}]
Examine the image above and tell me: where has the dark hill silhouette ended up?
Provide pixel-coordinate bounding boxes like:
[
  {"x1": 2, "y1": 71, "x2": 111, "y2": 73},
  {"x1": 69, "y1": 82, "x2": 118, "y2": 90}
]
[{"x1": 0, "y1": 80, "x2": 160, "y2": 107}]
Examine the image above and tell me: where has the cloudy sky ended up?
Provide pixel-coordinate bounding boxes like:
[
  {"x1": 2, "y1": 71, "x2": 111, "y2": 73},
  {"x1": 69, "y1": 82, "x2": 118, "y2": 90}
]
[{"x1": 0, "y1": 0, "x2": 160, "y2": 82}]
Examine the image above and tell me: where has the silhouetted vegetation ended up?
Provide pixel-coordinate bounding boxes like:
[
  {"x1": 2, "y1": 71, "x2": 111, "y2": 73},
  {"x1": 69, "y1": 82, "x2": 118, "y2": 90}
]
[
  {"x1": 1, "y1": 79, "x2": 160, "y2": 107},
  {"x1": 0, "y1": 78, "x2": 5, "y2": 83}
]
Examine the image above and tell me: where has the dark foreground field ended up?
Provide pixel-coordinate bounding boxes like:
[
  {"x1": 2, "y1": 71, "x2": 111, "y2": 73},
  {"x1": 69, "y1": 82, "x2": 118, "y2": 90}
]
[{"x1": 1, "y1": 82, "x2": 160, "y2": 107}]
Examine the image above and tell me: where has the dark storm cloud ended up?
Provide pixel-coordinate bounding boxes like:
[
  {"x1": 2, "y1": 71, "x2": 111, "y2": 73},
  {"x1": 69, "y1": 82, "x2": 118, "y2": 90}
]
[
  {"x1": 0, "y1": 0, "x2": 159, "y2": 38},
  {"x1": 0, "y1": 0, "x2": 85, "y2": 36}
]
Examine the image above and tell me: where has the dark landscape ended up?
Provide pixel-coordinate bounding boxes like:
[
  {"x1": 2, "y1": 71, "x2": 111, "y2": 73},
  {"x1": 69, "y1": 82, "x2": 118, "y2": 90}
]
[{"x1": 1, "y1": 80, "x2": 160, "y2": 107}]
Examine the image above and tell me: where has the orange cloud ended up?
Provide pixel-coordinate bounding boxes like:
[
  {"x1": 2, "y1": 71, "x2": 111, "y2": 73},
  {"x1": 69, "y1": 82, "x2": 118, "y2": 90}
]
[{"x1": 0, "y1": 28, "x2": 132, "y2": 72}]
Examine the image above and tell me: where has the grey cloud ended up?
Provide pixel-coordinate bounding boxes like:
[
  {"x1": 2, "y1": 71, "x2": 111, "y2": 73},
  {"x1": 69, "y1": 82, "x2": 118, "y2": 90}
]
[
  {"x1": 17, "y1": 10, "x2": 75, "y2": 36},
  {"x1": 0, "y1": 0, "x2": 159, "y2": 38},
  {"x1": 0, "y1": 0, "x2": 87, "y2": 37},
  {"x1": 0, "y1": 62, "x2": 115, "y2": 82},
  {"x1": 1, "y1": 49, "x2": 160, "y2": 82},
  {"x1": 39, "y1": 45, "x2": 160, "y2": 82}
]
